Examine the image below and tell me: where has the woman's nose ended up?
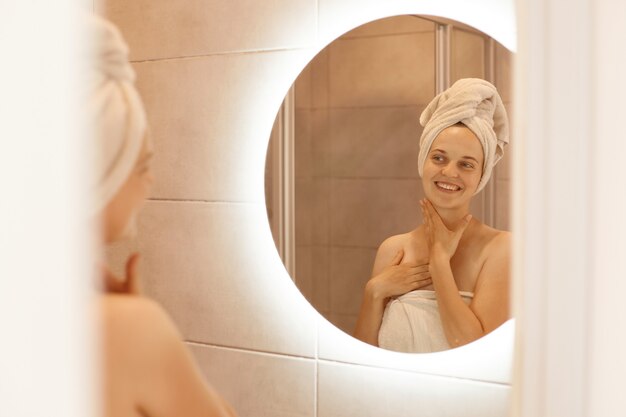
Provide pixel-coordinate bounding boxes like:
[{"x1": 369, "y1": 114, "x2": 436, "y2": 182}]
[{"x1": 441, "y1": 162, "x2": 459, "y2": 177}]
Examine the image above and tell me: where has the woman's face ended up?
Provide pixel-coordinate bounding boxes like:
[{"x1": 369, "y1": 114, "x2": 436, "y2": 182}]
[
  {"x1": 422, "y1": 125, "x2": 484, "y2": 210},
  {"x1": 102, "y1": 133, "x2": 155, "y2": 243}
]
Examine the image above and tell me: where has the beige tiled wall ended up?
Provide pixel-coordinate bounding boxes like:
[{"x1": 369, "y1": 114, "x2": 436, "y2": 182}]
[
  {"x1": 287, "y1": 16, "x2": 434, "y2": 334},
  {"x1": 101, "y1": 2, "x2": 513, "y2": 416}
]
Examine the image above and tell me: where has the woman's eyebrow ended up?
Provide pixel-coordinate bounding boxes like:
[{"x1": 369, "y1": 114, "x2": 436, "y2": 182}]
[{"x1": 462, "y1": 156, "x2": 479, "y2": 163}]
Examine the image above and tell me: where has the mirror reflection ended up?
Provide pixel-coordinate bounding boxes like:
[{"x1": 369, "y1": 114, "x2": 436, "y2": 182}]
[{"x1": 265, "y1": 15, "x2": 514, "y2": 353}]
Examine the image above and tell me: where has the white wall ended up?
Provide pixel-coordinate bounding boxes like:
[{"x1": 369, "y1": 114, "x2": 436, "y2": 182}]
[
  {"x1": 0, "y1": 2, "x2": 93, "y2": 417},
  {"x1": 513, "y1": 0, "x2": 626, "y2": 417}
]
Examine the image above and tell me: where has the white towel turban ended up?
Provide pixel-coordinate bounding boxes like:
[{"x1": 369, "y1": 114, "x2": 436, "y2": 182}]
[
  {"x1": 86, "y1": 15, "x2": 146, "y2": 215},
  {"x1": 417, "y1": 78, "x2": 509, "y2": 194}
]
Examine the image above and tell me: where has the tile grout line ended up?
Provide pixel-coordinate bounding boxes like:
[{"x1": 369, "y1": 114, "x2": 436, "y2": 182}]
[
  {"x1": 315, "y1": 357, "x2": 512, "y2": 387},
  {"x1": 147, "y1": 198, "x2": 261, "y2": 205},
  {"x1": 185, "y1": 340, "x2": 316, "y2": 362},
  {"x1": 130, "y1": 45, "x2": 315, "y2": 64}
]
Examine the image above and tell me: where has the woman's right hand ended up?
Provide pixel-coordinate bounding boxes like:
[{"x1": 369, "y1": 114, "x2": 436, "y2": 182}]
[{"x1": 365, "y1": 249, "x2": 431, "y2": 302}]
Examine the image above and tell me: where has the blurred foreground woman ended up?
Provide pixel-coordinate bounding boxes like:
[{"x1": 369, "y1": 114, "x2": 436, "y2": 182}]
[{"x1": 86, "y1": 15, "x2": 236, "y2": 417}]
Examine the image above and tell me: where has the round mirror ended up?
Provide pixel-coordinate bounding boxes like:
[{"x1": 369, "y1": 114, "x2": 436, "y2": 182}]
[{"x1": 265, "y1": 14, "x2": 513, "y2": 353}]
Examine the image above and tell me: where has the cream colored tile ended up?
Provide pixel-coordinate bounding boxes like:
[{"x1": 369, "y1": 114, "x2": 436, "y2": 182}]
[
  {"x1": 330, "y1": 178, "x2": 423, "y2": 248},
  {"x1": 495, "y1": 178, "x2": 511, "y2": 231},
  {"x1": 328, "y1": 32, "x2": 435, "y2": 107},
  {"x1": 133, "y1": 48, "x2": 313, "y2": 203},
  {"x1": 318, "y1": 361, "x2": 510, "y2": 417},
  {"x1": 189, "y1": 344, "x2": 315, "y2": 417},
  {"x1": 328, "y1": 106, "x2": 422, "y2": 178},
  {"x1": 311, "y1": 245, "x2": 331, "y2": 314},
  {"x1": 329, "y1": 247, "x2": 377, "y2": 316},
  {"x1": 294, "y1": 63, "x2": 312, "y2": 110},
  {"x1": 326, "y1": 313, "x2": 359, "y2": 336},
  {"x1": 342, "y1": 15, "x2": 435, "y2": 38},
  {"x1": 295, "y1": 245, "x2": 313, "y2": 303},
  {"x1": 309, "y1": 48, "x2": 330, "y2": 110},
  {"x1": 310, "y1": 178, "x2": 330, "y2": 245},
  {"x1": 295, "y1": 178, "x2": 313, "y2": 246},
  {"x1": 495, "y1": 42, "x2": 514, "y2": 103},
  {"x1": 451, "y1": 28, "x2": 486, "y2": 83},
  {"x1": 294, "y1": 109, "x2": 312, "y2": 179},
  {"x1": 136, "y1": 200, "x2": 317, "y2": 357},
  {"x1": 311, "y1": 109, "x2": 331, "y2": 177},
  {"x1": 98, "y1": 0, "x2": 316, "y2": 61}
]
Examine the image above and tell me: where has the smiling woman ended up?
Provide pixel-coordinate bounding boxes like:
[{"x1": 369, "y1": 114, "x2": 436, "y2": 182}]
[{"x1": 354, "y1": 78, "x2": 511, "y2": 353}]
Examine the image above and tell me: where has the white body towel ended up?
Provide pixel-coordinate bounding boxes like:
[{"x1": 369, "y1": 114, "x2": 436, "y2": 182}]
[{"x1": 378, "y1": 290, "x2": 474, "y2": 353}]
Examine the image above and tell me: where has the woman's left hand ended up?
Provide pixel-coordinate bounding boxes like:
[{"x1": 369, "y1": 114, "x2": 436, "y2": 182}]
[{"x1": 420, "y1": 199, "x2": 472, "y2": 260}]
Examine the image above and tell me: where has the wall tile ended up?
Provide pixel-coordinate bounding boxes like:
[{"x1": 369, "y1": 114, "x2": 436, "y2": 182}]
[
  {"x1": 295, "y1": 245, "x2": 313, "y2": 303},
  {"x1": 311, "y1": 178, "x2": 331, "y2": 245},
  {"x1": 330, "y1": 178, "x2": 423, "y2": 248},
  {"x1": 495, "y1": 42, "x2": 514, "y2": 103},
  {"x1": 326, "y1": 313, "x2": 359, "y2": 336},
  {"x1": 451, "y1": 28, "x2": 486, "y2": 82},
  {"x1": 189, "y1": 344, "x2": 315, "y2": 417},
  {"x1": 328, "y1": 106, "x2": 422, "y2": 178},
  {"x1": 311, "y1": 245, "x2": 331, "y2": 315},
  {"x1": 99, "y1": 0, "x2": 316, "y2": 61},
  {"x1": 295, "y1": 178, "x2": 313, "y2": 245},
  {"x1": 342, "y1": 15, "x2": 435, "y2": 38},
  {"x1": 328, "y1": 32, "x2": 435, "y2": 108},
  {"x1": 310, "y1": 48, "x2": 329, "y2": 110},
  {"x1": 311, "y1": 109, "x2": 331, "y2": 177},
  {"x1": 294, "y1": 109, "x2": 313, "y2": 179},
  {"x1": 133, "y1": 48, "x2": 313, "y2": 203},
  {"x1": 136, "y1": 200, "x2": 317, "y2": 357},
  {"x1": 329, "y1": 247, "x2": 377, "y2": 316},
  {"x1": 318, "y1": 361, "x2": 510, "y2": 417},
  {"x1": 495, "y1": 178, "x2": 511, "y2": 231},
  {"x1": 294, "y1": 64, "x2": 312, "y2": 110}
]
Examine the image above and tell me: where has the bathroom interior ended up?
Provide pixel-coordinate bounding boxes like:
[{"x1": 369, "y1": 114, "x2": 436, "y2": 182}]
[{"x1": 2, "y1": 1, "x2": 625, "y2": 417}]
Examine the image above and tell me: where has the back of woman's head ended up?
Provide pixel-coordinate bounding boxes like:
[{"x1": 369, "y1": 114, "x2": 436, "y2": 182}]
[{"x1": 85, "y1": 15, "x2": 147, "y2": 216}]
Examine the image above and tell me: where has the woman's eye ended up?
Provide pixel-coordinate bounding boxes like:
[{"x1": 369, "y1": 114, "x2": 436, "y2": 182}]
[
  {"x1": 432, "y1": 155, "x2": 445, "y2": 162},
  {"x1": 460, "y1": 162, "x2": 474, "y2": 169}
]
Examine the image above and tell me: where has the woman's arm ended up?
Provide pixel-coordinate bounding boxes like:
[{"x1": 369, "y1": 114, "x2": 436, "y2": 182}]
[
  {"x1": 421, "y1": 200, "x2": 511, "y2": 348},
  {"x1": 353, "y1": 239, "x2": 432, "y2": 346}
]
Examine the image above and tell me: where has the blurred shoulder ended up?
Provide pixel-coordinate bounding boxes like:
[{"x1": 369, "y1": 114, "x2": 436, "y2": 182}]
[{"x1": 99, "y1": 294, "x2": 180, "y2": 342}]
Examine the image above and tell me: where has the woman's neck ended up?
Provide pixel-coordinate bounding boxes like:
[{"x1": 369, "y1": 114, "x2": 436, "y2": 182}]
[{"x1": 432, "y1": 204, "x2": 471, "y2": 230}]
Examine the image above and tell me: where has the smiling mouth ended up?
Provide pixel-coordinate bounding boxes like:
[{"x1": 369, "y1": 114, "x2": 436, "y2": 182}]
[{"x1": 435, "y1": 181, "x2": 462, "y2": 192}]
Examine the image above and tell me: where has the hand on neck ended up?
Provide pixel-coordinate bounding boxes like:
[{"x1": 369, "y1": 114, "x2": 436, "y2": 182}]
[{"x1": 429, "y1": 203, "x2": 472, "y2": 230}]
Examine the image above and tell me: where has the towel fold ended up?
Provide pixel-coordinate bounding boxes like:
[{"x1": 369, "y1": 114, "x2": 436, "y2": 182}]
[
  {"x1": 418, "y1": 78, "x2": 509, "y2": 194},
  {"x1": 378, "y1": 290, "x2": 474, "y2": 353},
  {"x1": 85, "y1": 15, "x2": 146, "y2": 214}
]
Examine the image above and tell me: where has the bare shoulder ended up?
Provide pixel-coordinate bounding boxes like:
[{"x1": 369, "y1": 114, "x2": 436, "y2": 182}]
[
  {"x1": 378, "y1": 233, "x2": 412, "y2": 255},
  {"x1": 485, "y1": 228, "x2": 511, "y2": 258},
  {"x1": 371, "y1": 232, "x2": 415, "y2": 275},
  {"x1": 99, "y1": 294, "x2": 181, "y2": 347}
]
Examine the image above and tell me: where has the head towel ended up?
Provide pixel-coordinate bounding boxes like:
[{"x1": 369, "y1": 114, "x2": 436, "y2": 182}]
[
  {"x1": 417, "y1": 78, "x2": 509, "y2": 194},
  {"x1": 85, "y1": 15, "x2": 147, "y2": 215}
]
